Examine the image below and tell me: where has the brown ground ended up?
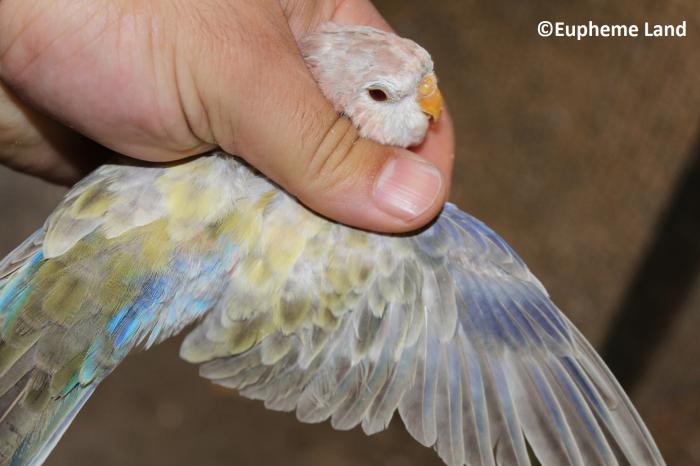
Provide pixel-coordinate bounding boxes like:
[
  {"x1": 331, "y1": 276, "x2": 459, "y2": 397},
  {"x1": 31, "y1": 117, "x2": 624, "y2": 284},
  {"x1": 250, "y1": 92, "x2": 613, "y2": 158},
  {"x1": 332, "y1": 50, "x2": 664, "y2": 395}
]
[{"x1": 1, "y1": 1, "x2": 698, "y2": 465}]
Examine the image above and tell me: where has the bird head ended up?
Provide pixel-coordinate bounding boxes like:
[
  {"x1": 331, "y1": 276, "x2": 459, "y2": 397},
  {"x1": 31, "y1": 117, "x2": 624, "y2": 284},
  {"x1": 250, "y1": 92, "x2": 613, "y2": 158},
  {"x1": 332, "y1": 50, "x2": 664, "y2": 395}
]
[{"x1": 301, "y1": 23, "x2": 443, "y2": 148}]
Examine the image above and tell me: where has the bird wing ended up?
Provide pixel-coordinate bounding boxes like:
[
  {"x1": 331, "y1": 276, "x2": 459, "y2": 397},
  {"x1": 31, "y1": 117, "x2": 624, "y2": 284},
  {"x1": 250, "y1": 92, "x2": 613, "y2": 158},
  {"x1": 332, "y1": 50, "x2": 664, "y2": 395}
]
[
  {"x1": 181, "y1": 195, "x2": 665, "y2": 466},
  {"x1": 0, "y1": 158, "x2": 239, "y2": 464},
  {"x1": 0, "y1": 229, "x2": 44, "y2": 287},
  {"x1": 0, "y1": 153, "x2": 664, "y2": 466}
]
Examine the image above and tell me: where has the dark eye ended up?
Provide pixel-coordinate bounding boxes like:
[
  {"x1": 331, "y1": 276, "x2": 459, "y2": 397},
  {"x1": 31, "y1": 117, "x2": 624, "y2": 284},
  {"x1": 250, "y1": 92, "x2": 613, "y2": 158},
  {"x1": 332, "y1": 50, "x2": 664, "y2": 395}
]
[{"x1": 368, "y1": 88, "x2": 388, "y2": 102}]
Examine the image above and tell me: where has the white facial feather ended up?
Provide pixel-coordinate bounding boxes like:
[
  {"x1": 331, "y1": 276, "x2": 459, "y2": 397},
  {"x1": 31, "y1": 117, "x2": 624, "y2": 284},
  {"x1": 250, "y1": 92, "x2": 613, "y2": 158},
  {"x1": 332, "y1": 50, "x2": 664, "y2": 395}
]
[{"x1": 301, "y1": 23, "x2": 435, "y2": 148}]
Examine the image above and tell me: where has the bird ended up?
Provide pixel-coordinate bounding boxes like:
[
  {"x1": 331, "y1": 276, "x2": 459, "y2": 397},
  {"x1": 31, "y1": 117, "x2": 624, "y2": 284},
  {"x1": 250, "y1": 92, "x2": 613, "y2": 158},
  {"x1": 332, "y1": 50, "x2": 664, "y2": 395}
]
[{"x1": 0, "y1": 22, "x2": 664, "y2": 466}]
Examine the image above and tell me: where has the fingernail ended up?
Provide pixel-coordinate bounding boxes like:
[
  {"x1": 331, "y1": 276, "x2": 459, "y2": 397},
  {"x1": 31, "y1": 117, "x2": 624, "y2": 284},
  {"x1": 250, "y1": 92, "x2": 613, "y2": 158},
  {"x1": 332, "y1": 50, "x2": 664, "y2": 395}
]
[{"x1": 373, "y1": 152, "x2": 443, "y2": 221}]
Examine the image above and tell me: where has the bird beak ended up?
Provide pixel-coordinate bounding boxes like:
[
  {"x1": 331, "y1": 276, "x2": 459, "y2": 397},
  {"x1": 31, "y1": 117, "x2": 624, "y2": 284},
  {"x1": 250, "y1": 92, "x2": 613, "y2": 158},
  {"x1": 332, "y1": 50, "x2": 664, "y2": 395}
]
[{"x1": 417, "y1": 73, "x2": 443, "y2": 122}]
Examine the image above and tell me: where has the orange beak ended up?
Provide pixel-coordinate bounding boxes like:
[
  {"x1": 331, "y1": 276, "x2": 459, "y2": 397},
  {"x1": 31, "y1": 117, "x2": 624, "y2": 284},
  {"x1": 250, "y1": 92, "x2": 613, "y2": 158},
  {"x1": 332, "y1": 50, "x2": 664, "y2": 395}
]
[{"x1": 417, "y1": 73, "x2": 443, "y2": 122}]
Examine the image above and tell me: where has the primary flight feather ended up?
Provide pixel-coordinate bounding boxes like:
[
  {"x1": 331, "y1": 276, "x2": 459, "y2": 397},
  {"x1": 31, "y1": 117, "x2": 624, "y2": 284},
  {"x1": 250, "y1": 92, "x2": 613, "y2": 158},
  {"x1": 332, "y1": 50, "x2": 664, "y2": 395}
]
[{"x1": 0, "y1": 23, "x2": 664, "y2": 466}]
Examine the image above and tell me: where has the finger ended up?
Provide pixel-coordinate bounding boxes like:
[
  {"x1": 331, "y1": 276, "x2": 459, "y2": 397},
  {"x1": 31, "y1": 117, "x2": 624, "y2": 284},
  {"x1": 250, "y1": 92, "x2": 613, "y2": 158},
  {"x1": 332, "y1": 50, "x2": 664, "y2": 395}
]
[
  {"x1": 332, "y1": 0, "x2": 392, "y2": 31},
  {"x1": 0, "y1": 80, "x2": 104, "y2": 184},
  {"x1": 411, "y1": 108, "x2": 455, "y2": 195}
]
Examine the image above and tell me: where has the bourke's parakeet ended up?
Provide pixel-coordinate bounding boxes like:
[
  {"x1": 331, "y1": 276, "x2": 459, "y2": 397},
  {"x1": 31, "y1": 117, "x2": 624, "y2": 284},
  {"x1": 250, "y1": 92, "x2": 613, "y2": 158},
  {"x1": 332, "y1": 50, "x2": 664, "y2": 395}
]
[{"x1": 0, "y1": 24, "x2": 664, "y2": 466}]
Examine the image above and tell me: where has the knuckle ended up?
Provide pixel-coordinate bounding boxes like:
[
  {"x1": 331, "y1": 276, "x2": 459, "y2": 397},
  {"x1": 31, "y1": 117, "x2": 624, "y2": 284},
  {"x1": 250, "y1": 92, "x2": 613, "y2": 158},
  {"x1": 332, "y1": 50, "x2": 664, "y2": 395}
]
[{"x1": 304, "y1": 115, "x2": 364, "y2": 194}]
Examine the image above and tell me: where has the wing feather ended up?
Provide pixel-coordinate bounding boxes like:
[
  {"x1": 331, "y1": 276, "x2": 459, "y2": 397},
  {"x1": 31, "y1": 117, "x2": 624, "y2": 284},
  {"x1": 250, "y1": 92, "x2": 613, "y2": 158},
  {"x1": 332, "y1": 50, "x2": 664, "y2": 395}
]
[
  {"x1": 0, "y1": 230, "x2": 44, "y2": 286},
  {"x1": 171, "y1": 159, "x2": 664, "y2": 466}
]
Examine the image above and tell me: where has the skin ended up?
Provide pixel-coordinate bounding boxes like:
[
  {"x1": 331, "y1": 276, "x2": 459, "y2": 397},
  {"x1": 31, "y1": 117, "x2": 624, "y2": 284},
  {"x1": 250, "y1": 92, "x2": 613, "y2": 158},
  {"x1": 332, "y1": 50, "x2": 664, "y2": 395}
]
[{"x1": 0, "y1": 0, "x2": 454, "y2": 233}]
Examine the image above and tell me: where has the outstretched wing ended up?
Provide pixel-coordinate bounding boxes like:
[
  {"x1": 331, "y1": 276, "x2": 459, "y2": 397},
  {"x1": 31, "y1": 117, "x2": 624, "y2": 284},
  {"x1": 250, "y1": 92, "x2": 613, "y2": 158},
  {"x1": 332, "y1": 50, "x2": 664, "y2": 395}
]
[
  {"x1": 0, "y1": 157, "x2": 240, "y2": 465},
  {"x1": 181, "y1": 200, "x2": 664, "y2": 466}
]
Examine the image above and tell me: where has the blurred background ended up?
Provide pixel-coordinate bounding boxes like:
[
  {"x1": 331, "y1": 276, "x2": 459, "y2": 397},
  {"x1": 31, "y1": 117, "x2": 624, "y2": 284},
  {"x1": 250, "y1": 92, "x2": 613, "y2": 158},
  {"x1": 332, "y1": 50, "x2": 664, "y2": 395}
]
[{"x1": 1, "y1": 1, "x2": 699, "y2": 465}]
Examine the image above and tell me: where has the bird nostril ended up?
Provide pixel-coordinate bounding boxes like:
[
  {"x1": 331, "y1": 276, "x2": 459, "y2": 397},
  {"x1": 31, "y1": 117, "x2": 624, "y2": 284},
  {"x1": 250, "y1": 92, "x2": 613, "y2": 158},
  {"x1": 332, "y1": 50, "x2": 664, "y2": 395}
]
[{"x1": 368, "y1": 89, "x2": 388, "y2": 102}]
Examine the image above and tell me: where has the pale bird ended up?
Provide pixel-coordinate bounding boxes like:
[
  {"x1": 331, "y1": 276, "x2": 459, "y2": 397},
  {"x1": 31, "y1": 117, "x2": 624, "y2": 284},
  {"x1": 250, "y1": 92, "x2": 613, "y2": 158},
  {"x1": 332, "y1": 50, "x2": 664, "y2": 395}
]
[{"x1": 0, "y1": 23, "x2": 664, "y2": 466}]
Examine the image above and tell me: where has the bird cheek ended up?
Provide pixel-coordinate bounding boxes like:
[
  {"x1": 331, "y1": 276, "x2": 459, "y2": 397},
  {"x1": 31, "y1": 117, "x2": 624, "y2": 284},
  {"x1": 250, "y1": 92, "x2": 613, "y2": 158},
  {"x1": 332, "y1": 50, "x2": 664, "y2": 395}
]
[
  {"x1": 346, "y1": 101, "x2": 374, "y2": 130},
  {"x1": 405, "y1": 115, "x2": 430, "y2": 148}
]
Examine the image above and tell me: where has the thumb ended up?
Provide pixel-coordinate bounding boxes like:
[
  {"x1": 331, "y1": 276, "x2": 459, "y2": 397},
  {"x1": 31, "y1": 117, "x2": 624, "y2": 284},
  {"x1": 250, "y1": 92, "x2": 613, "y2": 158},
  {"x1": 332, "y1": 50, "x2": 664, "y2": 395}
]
[
  {"x1": 187, "y1": 8, "x2": 447, "y2": 233},
  {"x1": 286, "y1": 117, "x2": 447, "y2": 233},
  {"x1": 238, "y1": 107, "x2": 448, "y2": 233}
]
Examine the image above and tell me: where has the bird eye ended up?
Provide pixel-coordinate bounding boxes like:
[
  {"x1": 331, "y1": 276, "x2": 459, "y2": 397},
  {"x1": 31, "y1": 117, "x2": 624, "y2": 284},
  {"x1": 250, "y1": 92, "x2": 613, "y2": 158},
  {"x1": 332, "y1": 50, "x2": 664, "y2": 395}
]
[{"x1": 368, "y1": 88, "x2": 388, "y2": 102}]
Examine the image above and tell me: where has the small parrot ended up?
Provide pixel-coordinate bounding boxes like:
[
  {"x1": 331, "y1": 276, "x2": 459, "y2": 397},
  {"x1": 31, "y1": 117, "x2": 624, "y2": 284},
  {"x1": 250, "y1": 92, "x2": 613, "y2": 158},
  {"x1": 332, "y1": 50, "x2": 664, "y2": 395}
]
[{"x1": 0, "y1": 24, "x2": 664, "y2": 466}]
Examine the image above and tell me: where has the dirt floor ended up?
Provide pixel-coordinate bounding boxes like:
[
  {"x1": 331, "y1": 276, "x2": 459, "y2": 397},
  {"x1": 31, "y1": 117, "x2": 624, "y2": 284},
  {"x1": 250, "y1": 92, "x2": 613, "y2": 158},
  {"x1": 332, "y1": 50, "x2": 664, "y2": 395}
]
[{"x1": 1, "y1": 1, "x2": 698, "y2": 465}]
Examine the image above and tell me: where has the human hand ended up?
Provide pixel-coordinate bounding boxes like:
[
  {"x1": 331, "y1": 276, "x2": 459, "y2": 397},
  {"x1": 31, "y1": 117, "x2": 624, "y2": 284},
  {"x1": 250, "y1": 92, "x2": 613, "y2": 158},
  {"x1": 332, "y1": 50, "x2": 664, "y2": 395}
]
[{"x1": 0, "y1": 0, "x2": 454, "y2": 233}]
